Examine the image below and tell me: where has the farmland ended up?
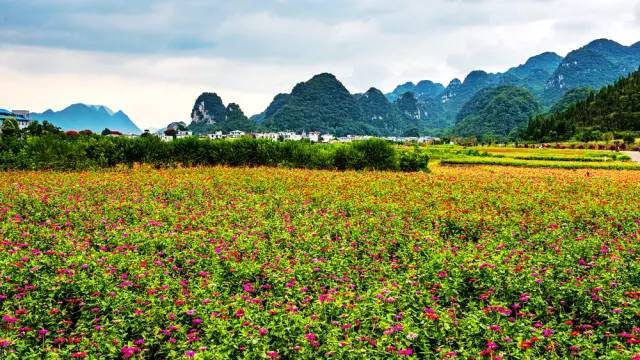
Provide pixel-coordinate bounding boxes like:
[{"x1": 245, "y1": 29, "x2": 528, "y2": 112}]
[
  {"x1": 1, "y1": 164, "x2": 640, "y2": 358},
  {"x1": 420, "y1": 145, "x2": 640, "y2": 170}
]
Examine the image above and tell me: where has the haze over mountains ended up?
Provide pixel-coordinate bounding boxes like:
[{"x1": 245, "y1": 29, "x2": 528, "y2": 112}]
[{"x1": 30, "y1": 104, "x2": 141, "y2": 134}]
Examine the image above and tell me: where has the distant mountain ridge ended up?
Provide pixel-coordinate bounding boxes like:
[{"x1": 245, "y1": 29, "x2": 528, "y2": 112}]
[
  {"x1": 256, "y1": 73, "x2": 423, "y2": 136},
  {"x1": 386, "y1": 38, "x2": 638, "y2": 132},
  {"x1": 525, "y1": 68, "x2": 640, "y2": 141},
  {"x1": 31, "y1": 104, "x2": 141, "y2": 134},
  {"x1": 543, "y1": 39, "x2": 640, "y2": 105},
  {"x1": 177, "y1": 37, "x2": 637, "y2": 140}
]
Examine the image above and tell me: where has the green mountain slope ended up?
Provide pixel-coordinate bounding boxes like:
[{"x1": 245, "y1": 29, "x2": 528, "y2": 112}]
[
  {"x1": 453, "y1": 86, "x2": 540, "y2": 141},
  {"x1": 188, "y1": 93, "x2": 255, "y2": 134},
  {"x1": 526, "y1": 68, "x2": 640, "y2": 140}
]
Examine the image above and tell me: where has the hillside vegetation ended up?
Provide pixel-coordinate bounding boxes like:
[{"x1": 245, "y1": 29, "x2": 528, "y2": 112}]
[{"x1": 526, "y1": 68, "x2": 640, "y2": 141}]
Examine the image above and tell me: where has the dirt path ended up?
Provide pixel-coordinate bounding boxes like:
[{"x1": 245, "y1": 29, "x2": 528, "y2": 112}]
[{"x1": 623, "y1": 151, "x2": 640, "y2": 163}]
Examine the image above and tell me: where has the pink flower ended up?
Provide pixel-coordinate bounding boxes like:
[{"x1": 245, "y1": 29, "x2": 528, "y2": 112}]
[
  {"x1": 184, "y1": 350, "x2": 196, "y2": 358},
  {"x1": 2, "y1": 315, "x2": 18, "y2": 324},
  {"x1": 38, "y1": 328, "x2": 49, "y2": 337},
  {"x1": 235, "y1": 309, "x2": 245, "y2": 318},
  {"x1": 259, "y1": 327, "x2": 268, "y2": 336},
  {"x1": 305, "y1": 333, "x2": 318, "y2": 342},
  {"x1": 0, "y1": 339, "x2": 12, "y2": 347},
  {"x1": 243, "y1": 283, "x2": 255, "y2": 293},
  {"x1": 542, "y1": 328, "x2": 554, "y2": 337},
  {"x1": 266, "y1": 351, "x2": 279, "y2": 359},
  {"x1": 519, "y1": 293, "x2": 530, "y2": 302},
  {"x1": 120, "y1": 346, "x2": 140, "y2": 359},
  {"x1": 398, "y1": 348, "x2": 414, "y2": 356}
]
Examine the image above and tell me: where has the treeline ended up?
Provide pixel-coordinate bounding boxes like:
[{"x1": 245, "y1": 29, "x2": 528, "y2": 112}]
[
  {"x1": 0, "y1": 122, "x2": 429, "y2": 172},
  {"x1": 525, "y1": 68, "x2": 640, "y2": 141}
]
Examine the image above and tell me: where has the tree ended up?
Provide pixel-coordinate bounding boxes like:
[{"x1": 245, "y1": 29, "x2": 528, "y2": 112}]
[
  {"x1": 623, "y1": 133, "x2": 637, "y2": 145},
  {"x1": 1, "y1": 118, "x2": 20, "y2": 137},
  {"x1": 101, "y1": 128, "x2": 112, "y2": 136},
  {"x1": 403, "y1": 128, "x2": 420, "y2": 137}
]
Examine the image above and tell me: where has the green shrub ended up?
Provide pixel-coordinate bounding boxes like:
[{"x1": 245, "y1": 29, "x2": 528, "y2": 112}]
[
  {"x1": 399, "y1": 149, "x2": 430, "y2": 172},
  {"x1": 0, "y1": 131, "x2": 429, "y2": 172}
]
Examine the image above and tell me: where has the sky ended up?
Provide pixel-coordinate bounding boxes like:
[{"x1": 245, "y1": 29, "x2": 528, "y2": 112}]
[{"x1": 1, "y1": 0, "x2": 639, "y2": 129}]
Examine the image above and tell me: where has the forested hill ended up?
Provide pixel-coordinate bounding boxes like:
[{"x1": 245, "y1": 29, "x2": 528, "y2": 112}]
[
  {"x1": 525, "y1": 68, "x2": 640, "y2": 141},
  {"x1": 453, "y1": 86, "x2": 540, "y2": 141},
  {"x1": 257, "y1": 73, "x2": 424, "y2": 136}
]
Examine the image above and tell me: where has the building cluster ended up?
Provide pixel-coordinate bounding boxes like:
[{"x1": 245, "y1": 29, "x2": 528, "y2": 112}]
[
  {"x1": 0, "y1": 109, "x2": 32, "y2": 130},
  {"x1": 159, "y1": 130, "x2": 440, "y2": 144},
  {"x1": 159, "y1": 130, "x2": 336, "y2": 143}
]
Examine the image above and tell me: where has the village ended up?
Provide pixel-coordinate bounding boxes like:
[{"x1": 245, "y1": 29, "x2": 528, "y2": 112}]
[
  {"x1": 1, "y1": 108, "x2": 441, "y2": 144},
  {"x1": 160, "y1": 129, "x2": 440, "y2": 144}
]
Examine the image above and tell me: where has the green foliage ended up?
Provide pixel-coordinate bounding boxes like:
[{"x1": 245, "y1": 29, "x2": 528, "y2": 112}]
[
  {"x1": 188, "y1": 94, "x2": 257, "y2": 134},
  {"x1": 440, "y1": 156, "x2": 640, "y2": 170},
  {"x1": 398, "y1": 147, "x2": 430, "y2": 172},
  {"x1": 357, "y1": 88, "x2": 416, "y2": 136},
  {"x1": 543, "y1": 40, "x2": 640, "y2": 105},
  {"x1": 549, "y1": 87, "x2": 594, "y2": 113},
  {"x1": 190, "y1": 93, "x2": 226, "y2": 124},
  {"x1": 263, "y1": 73, "x2": 368, "y2": 136},
  {"x1": 387, "y1": 80, "x2": 445, "y2": 102},
  {"x1": 526, "y1": 68, "x2": 640, "y2": 141},
  {"x1": 0, "y1": 127, "x2": 427, "y2": 172},
  {"x1": 1, "y1": 117, "x2": 20, "y2": 137},
  {"x1": 623, "y1": 133, "x2": 637, "y2": 145},
  {"x1": 453, "y1": 86, "x2": 541, "y2": 141},
  {"x1": 222, "y1": 103, "x2": 254, "y2": 132}
]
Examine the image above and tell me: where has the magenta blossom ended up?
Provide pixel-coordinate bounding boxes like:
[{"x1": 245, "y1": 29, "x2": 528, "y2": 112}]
[
  {"x1": 398, "y1": 348, "x2": 414, "y2": 356},
  {"x1": 120, "y1": 346, "x2": 140, "y2": 359}
]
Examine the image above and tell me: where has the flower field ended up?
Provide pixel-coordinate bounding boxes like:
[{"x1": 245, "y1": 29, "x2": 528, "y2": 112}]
[{"x1": 1, "y1": 165, "x2": 640, "y2": 358}]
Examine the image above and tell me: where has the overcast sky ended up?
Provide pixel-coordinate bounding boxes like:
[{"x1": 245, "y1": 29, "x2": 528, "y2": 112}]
[{"x1": 1, "y1": 0, "x2": 639, "y2": 129}]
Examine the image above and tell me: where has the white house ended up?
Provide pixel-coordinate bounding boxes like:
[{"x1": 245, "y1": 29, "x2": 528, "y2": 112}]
[
  {"x1": 207, "y1": 131, "x2": 223, "y2": 140},
  {"x1": 321, "y1": 134, "x2": 334, "y2": 143},
  {"x1": 254, "y1": 132, "x2": 279, "y2": 141},
  {"x1": 176, "y1": 130, "x2": 193, "y2": 139},
  {"x1": 12, "y1": 110, "x2": 31, "y2": 129},
  {"x1": 280, "y1": 132, "x2": 302, "y2": 141},
  {"x1": 229, "y1": 130, "x2": 246, "y2": 138},
  {"x1": 0, "y1": 109, "x2": 32, "y2": 130},
  {"x1": 308, "y1": 132, "x2": 321, "y2": 142}
]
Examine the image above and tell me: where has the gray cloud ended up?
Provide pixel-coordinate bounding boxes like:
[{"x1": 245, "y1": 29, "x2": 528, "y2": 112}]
[{"x1": 1, "y1": 0, "x2": 639, "y2": 128}]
